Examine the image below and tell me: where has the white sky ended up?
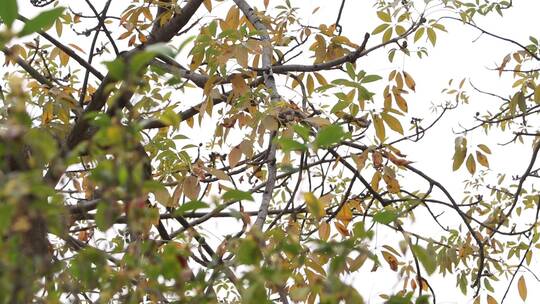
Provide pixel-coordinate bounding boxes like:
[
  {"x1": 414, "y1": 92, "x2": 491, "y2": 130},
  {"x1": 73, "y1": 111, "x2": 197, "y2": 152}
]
[{"x1": 5, "y1": 0, "x2": 540, "y2": 303}]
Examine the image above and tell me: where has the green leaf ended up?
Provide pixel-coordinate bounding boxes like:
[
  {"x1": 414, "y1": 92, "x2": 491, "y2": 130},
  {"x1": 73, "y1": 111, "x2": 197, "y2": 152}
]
[
  {"x1": 176, "y1": 200, "x2": 208, "y2": 214},
  {"x1": 237, "y1": 238, "x2": 262, "y2": 265},
  {"x1": 159, "y1": 107, "x2": 181, "y2": 128},
  {"x1": 315, "y1": 124, "x2": 346, "y2": 148},
  {"x1": 427, "y1": 27, "x2": 437, "y2": 46},
  {"x1": 146, "y1": 42, "x2": 176, "y2": 58},
  {"x1": 19, "y1": 7, "x2": 65, "y2": 37},
  {"x1": 293, "y1": 124, "x2": 310, "y2": 141},
  {"x1": 95, "y1": 200, "x2": 121, "y2": 231},
  {"x1": 130, "y1": 52, "x2": 157, "y2": 74},
  {"x1": 104, "y1": 58, "x2": 126, "y2": 80},
  {"x1": 361, "y1": 74, "x2": 382, "y2": 84},
  {"x1": 373, "y1": 210, "x2": 397, "y2": 224},
  {"x1": 331, "y1": 100, "x2": 350, "y2": 113},
  {"x1": 345, "y1": 62, "x2": 356, "y2": 80},
  {"x1": 222, "y1": 189, "x2": 254, "y2": 202},
  {"x1": 372, "y1": 23, "x2": 389, "y2": 35},
  {"x1": 383, "y1": 27, "x2": 393, "y2": 43},
  {"x1": 415, "y1": 295, "x2": 431, "y2": 304},
  {"x1": 0, "y1": 0, "x2": 18, "y2": 28},
  {"x1": 387, "y1": 294, "x2": 413, "y2": 304},
  {"x1": 276, "y1": 137, "x2": 307, "y2": 152},
  {"x1": 412, "y1": 245, "x2": 437, "y2": 275}
]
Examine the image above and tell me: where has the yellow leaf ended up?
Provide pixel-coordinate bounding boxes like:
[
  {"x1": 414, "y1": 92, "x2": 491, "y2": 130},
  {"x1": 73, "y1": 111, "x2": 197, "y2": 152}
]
[
  {"x1": 203, "y1": 0, "x2": 212, "y2": 12},
  {"x1": 395, "y1": 72, "x2": 404, "y2": 89},
  {"x1": 487, "y1": 295, "x2": 497, "y2": 304},
  {"x1": 377, "y1": 11, "x2": 391, "y2": 22},
  {"x1": 59, "y1": 51, "x2": 69, "y2": 66},
  {"x1": 518, "y1": 275, "x2": 527, "y2": 301},
  {"x1": 236, "y1": 45, "x2": 248, "y2": 68},
  {"x1": 314, "y1": 72, "x2": 327, "y2": 85},
  {"x1": 382, "y1": 251, "x2": 398, "y2": 271},
  {"x1": 403, "y1": 71, "x2": 416, "y2": 91},
  {"x1": 373, "y1": 114, "x2": 385, "y2": 142},
  {"x1": 225, "y1": 6, "x2": 240, "y2": 30},
  {"x1": 381, "y1": 112, "x2": 403, "y2": 134},
  {"x1": 535, "y1": 84, "x2": 540, "y2": 104},
  {"x1": 477, "y1": 144, "x2": 491, "y2": 154},
  {"x1": 476, "y1": 151, "x2": 489, "y2": 168},
  {"x1": 305, "y1": 192, "x2": 325, "y2": 219},
  {"x1": 336, "y1": 205, "x2": 353, "y2": 225},
  {"x1": 319, "y1": 221, "x2": 330, "y2": 241},
  {"x1": 383, "y1": 173, "x2": 400, "y2": 194},
  {"x1": 466, "y1": 154, "x2": 476, "y2": 175},
  {"x1": 394, "y1": 93, "x2": 408, "y2": 112},
  {"x1": 41, "y1": 102, "x2": 53, "y2": 124},
  {"x1": 306, "y1": 74, "x2": 314, "y2": 96},
  {"x1": 371, "y1": 171, "x2": 382, "y2": 192},
  {"x1": 55, "y1": 19, "x2": 63, "y2": 36}
]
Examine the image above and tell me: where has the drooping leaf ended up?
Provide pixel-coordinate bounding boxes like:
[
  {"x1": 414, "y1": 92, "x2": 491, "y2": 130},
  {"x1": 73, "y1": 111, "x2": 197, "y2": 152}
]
[
  {"x1": 19, "y1": 7, "x2": 65, "y2": 37},
  {"x1": 518, "y1": 275, "x2": 527, "y2": 301},
  {"x1": 373, "y1": 114, "x2": 386, "y2": 142},
  {"x1": 466, "y1": 154, "x2": 476, "y2": 175},
  {"x1": 412, "y1": 245, "x2": 436, "y2": 275}
]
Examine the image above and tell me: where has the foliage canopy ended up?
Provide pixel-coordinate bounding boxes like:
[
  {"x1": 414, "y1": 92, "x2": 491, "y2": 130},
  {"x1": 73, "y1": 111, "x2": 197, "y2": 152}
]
[{"x1": 0, "y1": 0, "x2": 539, "y2": 303}]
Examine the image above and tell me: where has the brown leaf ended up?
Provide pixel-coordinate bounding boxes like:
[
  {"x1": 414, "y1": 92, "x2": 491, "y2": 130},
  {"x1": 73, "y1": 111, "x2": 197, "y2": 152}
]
[
  {"x1": 228, "y1": 145, "x2": 242, "y2": 168},
  {"x1": 183, "y1": 176, "x2": 200, "y2": 201},
  {"x1": 372, "y1": 151, "x2": 383, "y2": 168},
  {"x1": 334, "y1": 221, "x2": 349, "y2": 236},
  {"x1": 231, "y1": 74, "x2": 249, "y2": 96},
  {"x1": 319, "y1": 221, "x2": 330, "y2": 241},
  {"x1": 352, "y1": 150, "x2": 369, "y2": 170}
]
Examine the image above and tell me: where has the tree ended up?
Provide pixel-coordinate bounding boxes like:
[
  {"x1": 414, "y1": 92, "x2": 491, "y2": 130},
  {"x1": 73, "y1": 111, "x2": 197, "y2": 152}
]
[{"x1": 0, "y1": 0, "x2": 538, "y2": 302}]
